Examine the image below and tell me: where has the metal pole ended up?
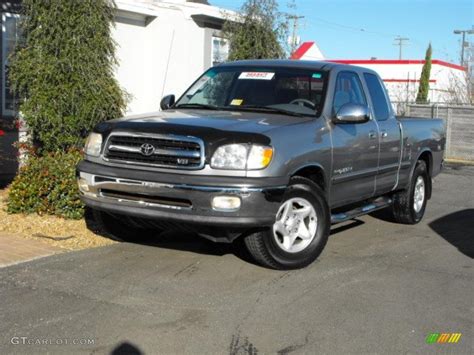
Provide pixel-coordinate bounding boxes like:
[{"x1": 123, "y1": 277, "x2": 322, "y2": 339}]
[
  {"x1": 454, "y1": 29, "x2": 474, "y2": 67},
  {"x1": 406, "y1": 72, "x2": 410, "y2": 104},
  {"x1": 288, "y1": 15, "x2": 304, "y2": 55},
  {"x1": 394, "y1": 36, "x2": 409, "y2": 60},
  {"x1": 461, "y1": 31, "x2": 466, "y2": 67}
]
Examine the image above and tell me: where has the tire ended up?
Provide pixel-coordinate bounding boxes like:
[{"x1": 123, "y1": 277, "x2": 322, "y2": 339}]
[
  {"x1": 84, "y1": 207, "x2": 161, "y2": 241},
  {"x1": 392, "y1": 160, "x2": 430, "y2": 224},
  {"x1": 243, "y1": 177, "x2": 330, "y2": 270}
]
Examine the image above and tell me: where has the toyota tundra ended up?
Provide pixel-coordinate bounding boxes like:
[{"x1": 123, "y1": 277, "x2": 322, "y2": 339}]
[{"x1": 77, "y1": 60, "x2": 445, "y2": 269}]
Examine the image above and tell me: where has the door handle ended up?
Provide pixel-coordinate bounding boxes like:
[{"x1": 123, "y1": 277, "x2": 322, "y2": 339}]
[
  {"x1": 368, "y1": 131, "x2": 377, "y2": 139},
  {"x1": 381, "y1": 131, "x2": 388, "y2": 138}
]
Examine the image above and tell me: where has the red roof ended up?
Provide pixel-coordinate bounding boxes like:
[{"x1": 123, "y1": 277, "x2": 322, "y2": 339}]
[
  {"x1": 290, "y1": 42, "x2": 466, "y2": 71},
  {"x1": 290, "y1": 41, "x2": 314, "y2": 60}
]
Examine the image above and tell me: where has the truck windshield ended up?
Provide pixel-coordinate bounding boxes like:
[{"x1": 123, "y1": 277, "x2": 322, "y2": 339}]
[{"x1": 175, "y1": 66, "x2": 328, "y2": 117}]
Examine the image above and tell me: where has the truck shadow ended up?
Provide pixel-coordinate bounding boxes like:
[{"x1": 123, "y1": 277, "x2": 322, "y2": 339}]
[
  {"x1": 129, "y1": 231, "x2": 257, "y2": 265},
  {"x1": 368, "y1": 208, "x2": 396, "y2": 223},
  {"x1": 86, "y1": 209, "x2": 474, "y2": 262},
  {"x1": 330, "y1": 219, "x2": 365, "y2": 235},
  {"x1": 84, "y1": 210, "x2": 256, "y2": 263},
  {"x1": 370, "y1": 207, "x2": 474, "y2": 258},
  {"x1": 428, "y1": 209, "x2": 474, "y2": 259},
  {"x1": 85, "y1": 209, "x2": 377, "y2": 264}
]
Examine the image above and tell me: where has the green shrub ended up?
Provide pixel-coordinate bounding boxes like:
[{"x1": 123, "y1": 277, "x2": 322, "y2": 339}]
[
  {"x1": 416, "y1": 43, "x2": 432, "y2": 104},
  {"x1": 9, "y1": 0, "x2": 127, "y2": 153},
  {"x1": 7, "y1": 150, "x2": 84, "y2": 219},
  {"x1": 222, "y1": 0, "x2": 288, "y2": 61}
]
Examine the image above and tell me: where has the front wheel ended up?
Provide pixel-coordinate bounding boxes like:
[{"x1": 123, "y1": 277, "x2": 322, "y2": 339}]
[{"x1": 243, "y1": 177, "x2": 330, "y2": 270}]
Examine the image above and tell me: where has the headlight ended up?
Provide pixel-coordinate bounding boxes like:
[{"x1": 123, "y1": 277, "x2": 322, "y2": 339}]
[
  {"x1": 84, "y1": 132, "x2": 103, "y2": 157},
  {"x1": 210, "y1": 144, "x2": 273, "y2": 170},
  {"x1": 247, "y1": 145, "x2": 274, "y2": 170}
]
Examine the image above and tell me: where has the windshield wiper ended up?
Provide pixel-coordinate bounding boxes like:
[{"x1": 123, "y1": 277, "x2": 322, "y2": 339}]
[
  {"x1": 231, "y1": 105, "x2": 306, "y2": 117},
  {"x1": 174, "y1": 103, "x2": 220, "y2": 110},
  {"x1": 175, "y1": 103, "x2": 308, "y2": 117}
]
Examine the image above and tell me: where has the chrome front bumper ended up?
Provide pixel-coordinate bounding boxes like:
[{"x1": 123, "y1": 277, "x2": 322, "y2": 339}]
[{"x1": 77, "y1": 171, "x2": 286, "y2": 228}]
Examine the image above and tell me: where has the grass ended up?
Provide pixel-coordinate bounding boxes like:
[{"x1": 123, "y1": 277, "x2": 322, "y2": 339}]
[{"x1": 0, "y1": 188, "x2": 115, "y2": 250}]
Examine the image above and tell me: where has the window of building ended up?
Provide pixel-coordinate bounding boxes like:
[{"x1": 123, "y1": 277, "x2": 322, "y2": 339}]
[
  {"x1": 2, "y1": 12, "x2": 21, "y2": 117},
  {"x1": 211, "y1": 36, "x2": 229, "y2": 66}
]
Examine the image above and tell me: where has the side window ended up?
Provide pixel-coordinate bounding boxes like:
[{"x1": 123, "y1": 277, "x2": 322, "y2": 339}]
[
  {"x1": 364, "y1": 73, "x2": 390, "y2": 121},
  {"x1": 333, "y1": 71, "x2": 367, "y2": 113}
]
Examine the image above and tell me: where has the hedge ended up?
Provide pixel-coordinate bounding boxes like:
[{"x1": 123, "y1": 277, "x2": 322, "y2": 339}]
[{"x1": 7, "y1": 150, "x2": 84, "y2": 219}]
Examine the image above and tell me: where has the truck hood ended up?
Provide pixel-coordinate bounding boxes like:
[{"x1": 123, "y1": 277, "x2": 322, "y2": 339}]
[{"x1": 94, "y1": 109, "x2": 313, "y2": 151}]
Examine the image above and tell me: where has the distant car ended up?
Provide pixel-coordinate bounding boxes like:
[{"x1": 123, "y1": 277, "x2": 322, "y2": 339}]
[
  {"x1": 0, "y1": 119, "x2": 18, "y2": 184},
  {"x1": 77, "y1": 60, "x2": 445, "y2": 269}
]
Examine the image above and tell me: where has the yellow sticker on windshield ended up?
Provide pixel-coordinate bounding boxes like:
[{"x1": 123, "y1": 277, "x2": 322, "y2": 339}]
[{"x1": 230, "y1": 99, "x2": 243, "y2": 106}]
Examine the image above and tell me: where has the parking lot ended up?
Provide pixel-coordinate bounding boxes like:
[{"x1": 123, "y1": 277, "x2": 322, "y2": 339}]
[{"x1": 0, "y1": 165, "x2": 472, "y2": 354}]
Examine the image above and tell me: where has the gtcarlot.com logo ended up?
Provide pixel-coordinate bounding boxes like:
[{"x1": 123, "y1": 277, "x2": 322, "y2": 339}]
[
  {"x1": 426, "y1": 333, "x2": 462, "y2": 344},
  {"x1": 11, "y1": 336, "x2": 95, "y2": 346}
]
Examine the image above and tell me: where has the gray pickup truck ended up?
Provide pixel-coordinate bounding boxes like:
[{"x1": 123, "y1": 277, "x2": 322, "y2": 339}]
[{"x1": 77, "y1": 60, "x2": 445, "y2": 269}]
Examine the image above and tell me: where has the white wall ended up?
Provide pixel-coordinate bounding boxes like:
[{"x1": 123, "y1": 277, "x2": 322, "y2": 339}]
[
  {"x1": 112, "y1": 2, "x2": 228, "y2": 115},
  {"x1": 113, "y1": 14, "x2": 151, "y2": 115},
  {"x1": 296, "y1": 42, "x2": 469, "y2": 104},
  {"x1": 329, "y1": 61, "x2": 468, "y2": 104}
]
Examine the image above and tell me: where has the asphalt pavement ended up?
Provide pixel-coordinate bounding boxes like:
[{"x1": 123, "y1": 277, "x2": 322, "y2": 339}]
[{"x1": 0, "y1": 165, "x2": 473, "y2": 354}]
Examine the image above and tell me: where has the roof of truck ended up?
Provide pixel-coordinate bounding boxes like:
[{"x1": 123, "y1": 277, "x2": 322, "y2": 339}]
[
  {"x1": 219, "y1": 59, "x2": 335, "y2": 69},
  {"x1": 219, "y1": 59, "x2": 378, "y2": 75}
]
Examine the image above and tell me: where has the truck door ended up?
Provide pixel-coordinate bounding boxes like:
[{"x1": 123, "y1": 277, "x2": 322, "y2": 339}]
[
  {"x1": 330, "y1": 71, "x2": 379, "y2": 207},
  {"x1": 363, "y1": 73, "x2": 401, "y2": 194}
]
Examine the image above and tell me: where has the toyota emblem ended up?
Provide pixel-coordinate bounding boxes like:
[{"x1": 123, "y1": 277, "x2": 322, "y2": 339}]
[{"x1": 140, "y1": 143, "x2": 155, "y2": 156}]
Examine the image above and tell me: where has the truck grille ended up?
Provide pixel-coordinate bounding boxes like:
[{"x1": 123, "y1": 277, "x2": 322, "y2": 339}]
[{"x1": 103, "y1": 134, "x2": 204, "y2": 169}]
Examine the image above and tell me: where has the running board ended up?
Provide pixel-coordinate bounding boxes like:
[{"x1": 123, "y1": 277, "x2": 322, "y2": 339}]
[{"x1": 331, "y1": 197, "x2": 393, "y2": 224}]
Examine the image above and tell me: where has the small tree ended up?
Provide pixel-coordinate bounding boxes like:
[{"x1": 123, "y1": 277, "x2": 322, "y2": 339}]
[
  {"x1": 444, "y1": 70, "x2": 471, "y2": 104},
  {"x1": 222, "y1": 0, "x2": 288, "y2": 60},
  {"x1": 9, "y1": 0, "x2": 127, "y2": 153},
  {"x1": 416, "y1": 43, "x2": 432, "y2": 104}
]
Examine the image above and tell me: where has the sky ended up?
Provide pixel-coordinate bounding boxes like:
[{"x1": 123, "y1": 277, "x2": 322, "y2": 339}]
[{"x1": 210, "y1": 0, "x2": 473, "y2": 63}]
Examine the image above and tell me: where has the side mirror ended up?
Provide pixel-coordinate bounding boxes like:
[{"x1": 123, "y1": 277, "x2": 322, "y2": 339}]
[
  {"x1": 160, "y1": 94, "x2": 175, "y2": 110},
  {"x1": 333, "y1": 103, "x2": 370, "y2": 124}
]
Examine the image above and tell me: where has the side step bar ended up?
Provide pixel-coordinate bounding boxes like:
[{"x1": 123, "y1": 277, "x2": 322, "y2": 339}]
[{"x1": 331, "y1": 196, "x2": 393, "y2": 224}]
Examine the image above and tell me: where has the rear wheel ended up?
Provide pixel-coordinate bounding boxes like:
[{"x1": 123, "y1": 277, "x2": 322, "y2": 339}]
[
  {"x1": 244, "y1": 177, "x2": 330, "y2": 270},
  {"x1": 392, "y1": 160, "x2": 430, "y2": 224}
]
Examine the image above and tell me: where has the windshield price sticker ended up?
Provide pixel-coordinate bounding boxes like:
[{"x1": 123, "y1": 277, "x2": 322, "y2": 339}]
[{"x1": 239, "y1": 72, "x2": 275, "y2": 80}]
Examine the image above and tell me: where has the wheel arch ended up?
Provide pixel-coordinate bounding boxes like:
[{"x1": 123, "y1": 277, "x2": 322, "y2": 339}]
[
  {"x1": 290, "y1": 164, "x2": 328, "y2": 196},
  {"x1": 418, "y1": 150, "x2": 433, "y2": 176},
  {"x1": 411, "y1": 149, "x2": 433, "y2": 199}
]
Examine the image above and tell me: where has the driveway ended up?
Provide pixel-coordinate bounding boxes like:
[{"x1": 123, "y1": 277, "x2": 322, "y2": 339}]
[{"x1": 0, "y1": 165, "x2": 473, "y2": 354}]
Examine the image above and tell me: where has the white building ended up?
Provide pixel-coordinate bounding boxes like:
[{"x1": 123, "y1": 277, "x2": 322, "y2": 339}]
[
  {"x1": 114, "y1": 0, "x2": 234, "y2": 114},
  {"x1": 290, "y1": 41, "x2": 325, "y2": 61},
  {"x1": 292, "y1": 41, "x2": 468, "y2": 104},
  {"x1": 0, "y1": 0, "x2": 235, "y2": 180}
]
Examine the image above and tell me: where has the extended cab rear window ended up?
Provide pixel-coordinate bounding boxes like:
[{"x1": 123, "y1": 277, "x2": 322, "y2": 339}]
[{"x1": 364, "y1": 73, "x2": 390, "y2": 121}]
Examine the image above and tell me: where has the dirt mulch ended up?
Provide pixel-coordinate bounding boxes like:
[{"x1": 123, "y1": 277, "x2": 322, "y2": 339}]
[{"x1": 0, "y1": 188, "x2": 115, "y2": 251}]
